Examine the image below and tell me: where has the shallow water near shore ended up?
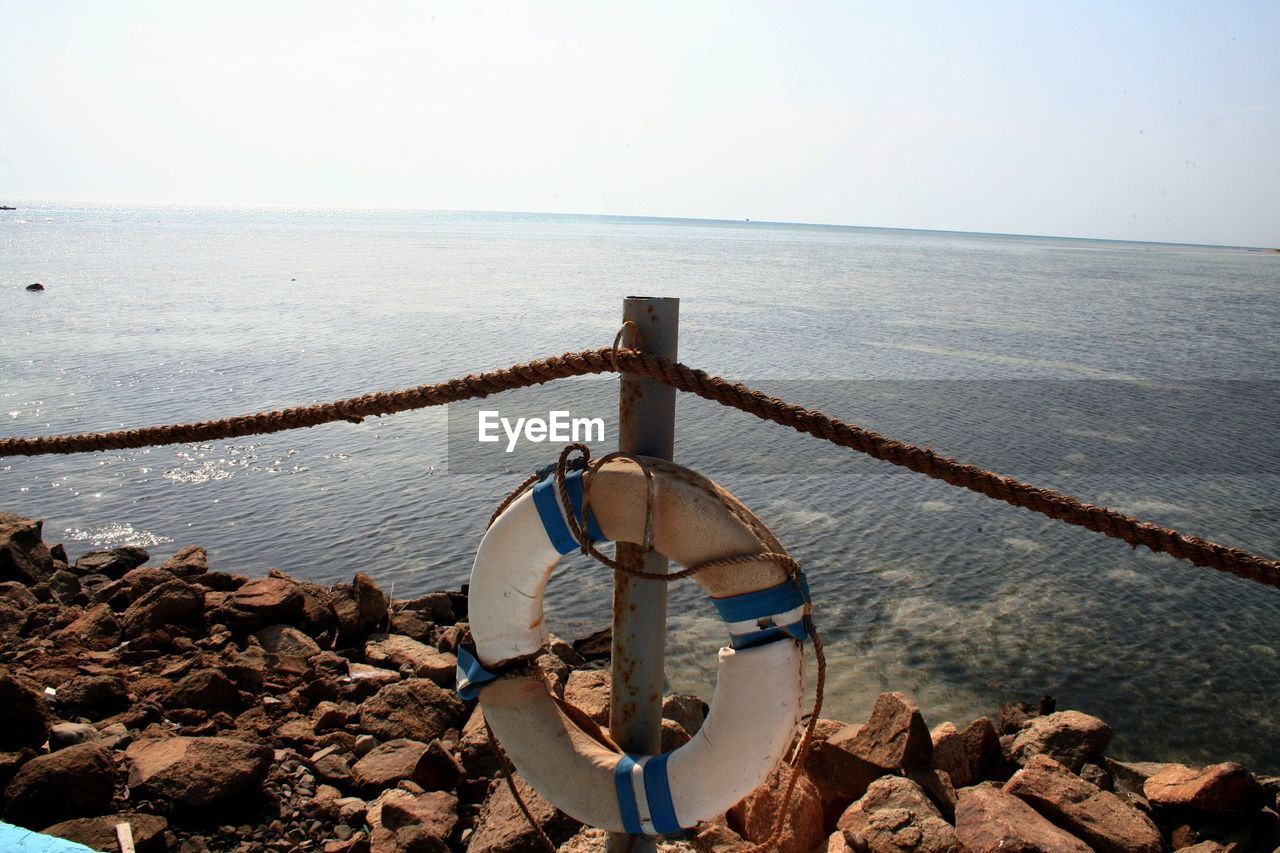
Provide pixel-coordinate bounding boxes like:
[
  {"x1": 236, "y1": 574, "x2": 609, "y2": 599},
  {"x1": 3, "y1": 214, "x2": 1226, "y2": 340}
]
[{"x1": 3, "y1": 203, "x2": 1279, "y2": 771}]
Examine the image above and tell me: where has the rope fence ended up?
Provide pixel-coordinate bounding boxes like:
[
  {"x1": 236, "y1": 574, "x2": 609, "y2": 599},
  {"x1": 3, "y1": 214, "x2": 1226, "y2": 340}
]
[{"x1": 2, "y1": 345, "x2": 1277, "y2": 590}]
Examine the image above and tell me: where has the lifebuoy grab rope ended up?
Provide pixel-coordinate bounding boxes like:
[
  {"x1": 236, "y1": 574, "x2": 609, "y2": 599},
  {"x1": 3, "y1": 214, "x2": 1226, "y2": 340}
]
[{"x1": 456, "y1": 455, "x2": 814, "y2": 836}]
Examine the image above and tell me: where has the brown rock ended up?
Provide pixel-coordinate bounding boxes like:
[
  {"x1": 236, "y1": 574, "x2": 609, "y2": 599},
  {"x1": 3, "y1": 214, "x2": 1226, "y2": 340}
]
[
  {"x1": 400, "y1": 591, "x2": 457, "y2": 626},
  {"x1": 571, "y1": 626, "x2": 611, "y2": 660},
  {"x1": 416, "y1": 739, "x2": 465, "y2": 792},
  {"x1": 931, "y1": 723, "x2": 971, "y2": 787},
  {"x1": 314, "y1": 752, "x2": 357, "y2": 787},
  {"x1": 1005, "y1": 754, "x2": 1161, "y2": 853},
  {"x1": 999, "y1": 699, "x2": 1053, "y2": 734},
  {"x1": 359, "y1": 678, "x2": 465, "y2": 742},
  {"x1": 563, "y1": 669, "x2": 610, "y2": 725},
  {"x1": 125, "y1": 735, "x2": 272, "y2": 807},
  {"x1": 1010, "y1": 711, "x2": 1112, "y2": 772},
  {"x1": 457, "y1": 707, "x2": 501, "y2": 782},
  {"x1": 160, "y1": 545, "x2": 208, "y2": 578},
  {"x1": 328, "y1": 572, "x2": 389, "y2": 640},
  {"x1": 802, "y1": 723, "x2": 885, "y2": 826},
  {"x1": 74, "y1": 546, "x2": 150, "y2": 579},
  {"x1": 52, "y1": 602, "x2": 122, "y2": 650},
  {"x1": 365, "y1": 634, "x2": 457, "y2": 687},
  {"x1": 255, "y1": 623, "x2": 322, "y2": 658},
  {"x1": 660, "y1": 718, "x2": 692, "y2": 751},
  {"x1": 3, "y1": 742, "x2": 116, "y2": 827},
  {"x1": 728, "y1": 762, "x2": 825, "y2": 853},
  {"x1": 837, "y1": 776, "x2": 958, "y2": 852},
  {"x1": 43, "y1": 813, "x2": 169, "y2": 853},
  {"x1": 960, "y1": 718, "x2": 1001, "y2": 781},
  {"x1": 380, "y1": 789, "x2": 459, "y2": 839},
  {"x1": 467, "y1": 772, "x2": 579, "y2": 851},
  {"x1": 0, "y1": 512, "x2": 54, "y2": 584},
  {"x1": 1105, "y1": 759, "x2": 1171, "y2": 798},
  {"x1": 0, "y1": 579, "x2": 39, "y2": 608},
  {"x1": 121, "y1": 578, "x2": 205, "y2": 638},
  {"x1": 57, "y1": 674, "x2": 128, "y2": 715},
  {"x1": 0, "y1": 749, "x2": 36, "y2": 791},
  {"x1": 163, "y1": 668, "x2": 240, "y2": 711},
  {"x1": 954, "y1": 784, "x2": 1091, "y2": 853},
  {"x1": 0, "y1": 665, "x2": 51, "y2": 750},
  {"x1": 218, "y1": 576, "x2": 304, "y2": 632},
  {"x1": 661, "y1": 694, "x2": 707, "y2": 736},
  {"x1": 1143, "y1": 762, "x2": 1266, "y2": 815},
  {"x1": 121, "y1": 566, "x2": 179, "y2": 600},
  {"x1": 849, "y1": 692, "x2": 934, "y2": 772},
  {"x1": 909, "y1": 768, "x2": 958, "y2": 821},
  {"x1": 352, "y1": 738, "x2": 431, "y2": 791}
]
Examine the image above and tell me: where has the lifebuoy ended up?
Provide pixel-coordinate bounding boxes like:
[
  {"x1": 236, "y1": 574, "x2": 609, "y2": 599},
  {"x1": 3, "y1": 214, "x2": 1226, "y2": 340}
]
[{"x1": 456, "y1": 456, "x2": 810, "y2": 835}]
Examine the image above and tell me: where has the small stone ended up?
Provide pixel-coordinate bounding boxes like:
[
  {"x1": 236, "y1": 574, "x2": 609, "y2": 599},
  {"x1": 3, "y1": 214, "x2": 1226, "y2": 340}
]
[{"x1": 1010, "y1": 710, "x2": 1112, "y2": 772}]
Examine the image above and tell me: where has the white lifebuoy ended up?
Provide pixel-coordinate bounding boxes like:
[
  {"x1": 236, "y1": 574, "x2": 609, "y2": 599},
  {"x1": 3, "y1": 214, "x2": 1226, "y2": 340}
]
[{"x1": 457, "y1": 457, "x2": 810, "y2": 835}]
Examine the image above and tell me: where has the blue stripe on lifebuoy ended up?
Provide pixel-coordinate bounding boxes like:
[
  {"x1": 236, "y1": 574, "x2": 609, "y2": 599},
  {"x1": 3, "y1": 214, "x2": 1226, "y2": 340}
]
[
  {"x1": 614, "y1": 754, "x2": 643, "y2": 835},
  {"x1": 455, "y1": 643, "x2": 499, "y2": 700},
  {"x1": 710, "y1": 573, "x2": 809, "y2": 623},
  {"x1": 532, "y1": 469, "x2": 604, "y2": 555},
  {"x1": 643, "y1": 752, "x2": 680, "y2": 835}
]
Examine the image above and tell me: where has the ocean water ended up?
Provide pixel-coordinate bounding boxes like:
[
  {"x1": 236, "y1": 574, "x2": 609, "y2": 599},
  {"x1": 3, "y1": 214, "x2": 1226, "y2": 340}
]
[{"x1": 3, "y1": 202, "x2": 1279, "y2": 770}]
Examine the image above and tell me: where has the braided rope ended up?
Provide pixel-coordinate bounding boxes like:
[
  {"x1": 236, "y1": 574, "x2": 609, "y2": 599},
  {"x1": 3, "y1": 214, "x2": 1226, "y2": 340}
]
[{"x1": 1, "y1": 346, "x2": 1277, "y2": 589}]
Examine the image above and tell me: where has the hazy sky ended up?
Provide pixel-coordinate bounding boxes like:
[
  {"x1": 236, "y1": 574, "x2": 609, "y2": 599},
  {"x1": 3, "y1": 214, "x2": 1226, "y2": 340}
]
[{"x1": 2, "y1": 1, "x2": 1277, "y2": 246}]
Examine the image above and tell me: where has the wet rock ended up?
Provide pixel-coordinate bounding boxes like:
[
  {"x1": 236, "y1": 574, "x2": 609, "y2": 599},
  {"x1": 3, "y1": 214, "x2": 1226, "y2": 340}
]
[
  {"x1": 849, "y1": 691, "x2": 934, "y2": 772},
  {"x1": 328, "y1": 572, "x2": 388, "y2": 641},
  {"x1": 380, "y1": 789, "x2": 459, "y2": 839},
  {"x1": 43, "y1": 813, "x2": 169, "y2": 853},
  {"x1": 467, "y1": 772, "x2": 580, "y2": 851},
  {"x1": 563, "y1": 669, "x2": 610, "y2": 725},
  {"x1": 728, "y1": 762, "x2": 825, "y2": 853},
  {"x1": 366, "y1": 634, "x2": 457, "y2": 687},
  {"x1": 352, "y1": 739, "x2": 432, "y2": 792},
  {"x1": 0, "y1": 665, "x2": 51, "y2": 749},
  {"x1": 57, "y1": 674, "x2": 129, "y2": 715},
  {"x1": 838, "y1": 776, "x2": 957, "y2": 852},
  {"x1": 802, "y1": 723, "x2": 885, "y2": 826},
  {"x1": 4, "y1": 742, "x2": 117, "y2": 827},
  {"x1": 254, "y1": 623, "x2": 323, "y2": 658},
  {"x1": 51, "y1": 602, "x2": 122, "y2": 650},
  {"x1": 126, "y1": 735, "x2": 272, "y2": 807},
  {"x1": 121, "y1": 578, "x2": 205, "y2": 638},
  {"x1": 954, "y1": 784, "x2": 1091, "y2": 853},
  {"x1": 661, "y1": 694, "x2": 707, "y2": 736},
  {"x1": 218, "y1": 576, "x2": 305, "y2": 633},
  {"x1": 1010, "y1": 710, "x2": 1112, "y2": 772},
  {"x1": 74, "y1": 546, "x2": 150, "y2": 579},
  {"x1": 163, "y1": 668, "x2": 240, "y2": 711},
  {"x1": 359, "y1": 678, "x2": 465, "y2": 742},
  {"x1": 160, "y1": 545, "x2": 208, "y2": 578},
  {"x1": 1143, "y1": 762, "x2": 1266, "y2": 815},
  {"x1": 0, "y1": 512, "x2": 55, "y2": 584},
  {"x1": 1005, "y1": 754, "x2": 1162, "y2": 853}
]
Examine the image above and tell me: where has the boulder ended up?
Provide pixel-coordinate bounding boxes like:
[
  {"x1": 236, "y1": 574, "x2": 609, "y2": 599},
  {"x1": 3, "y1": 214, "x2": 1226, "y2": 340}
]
[
  {"x1": 467, "y1": 772, "x2": 579, "y2": 851},
  {"x1": 661, "y1": 694, "x2": 707, "y2": 736},
  {"x1": 848, "y1": 692, "x2": 933, "y2": 772},
  {"x1": 0, "y1": 512, "x2": 54, "y2": 584},
  {"x1": 217, "y1": 576, "x2": 304, "y2": 632},
  {"x1": 352, "y1": 738, "x2": 432, "y2": 792},
  {"x1": 159, "y1": 545, "x2": 208, "y2": 578},
  {"x1": 359, "y1": 679, "x2": 465, "y2": 742},
  {"x1": 3, "y1": 742, "x2": 116, "y2": 827},
  {"x1": 57, "y1": 674, "x2": 129, "y2": 715},
  {"x1": 399, "y1": 591, "x2": 456, "y2": 626},
  {"x1": 380, "y1": 789, "x2": 459, "y2": 839},
  {"x1": 328, "y1": 572, "x2": 388, "y2": 640},
  {"x1": 162, "y1": 668, "x2": 240, "y2": 711},
  {"x1": 51, "y1": 603, "x2": 122, "y2": 650},
  {"x1": 837, "y1": 776, "x2": 958, "y2": 853},
  {"x1": 254, "y1": 623, "x2": 322, "y2": 658},
  {"x1": 365, "y1": 634, "x2": 457, "y2": 687},
  {"x1": 1143, "y1": 762, "x2": 1267, "y2": 815},
  {"x1": 1010, "y1": 711, "x2": 1112, "y2": 772},
  {"x1": 802, "y1": 723, "x2": 885, "y2": 825},
  {"x1": 727, "y1": 762, "x2": 825, "y2": 853},
  {"x1": 43, "y1": 813, "x2": 169, "y2": 853},
  {"x1": 415, "y1": 739, "x2": 465, "y2": 792},
  {"x1": 563, "y1": 669, "x2": 611, "y2": 725},
  {"x1": 999, "y1": 699, "x2": 1054, "y2": 734},
  {"x1": 73, "y1": 546, "x2": 150, "y2": 579},
  {"x1": 121, "y1": 579, "x2": 205, "y2": 638},
  {"x1": 0, "y1": 665, "x2": 51, "y2": 750},
  {"x1": 0, "y1": 579, "x2": 39, "y2": 608},
  {"x1": 457, "y1": 707, "x2": 501, "y2": 782},
  {"x1": 1005, "y1": 754, "x2": 1162, "y2": 853},
  {"x1": 49, "y1": 722, "x2": 101, "y2": 750},
  {"x1": 47, "y1": 568, "x2": 84, "y2": 604},
  {"x1": 954, "y1": 784, "x2": 1091, "y2": 852},
  {"x1": 125, "y1": 735, "x2": 272, "y2": 807}
]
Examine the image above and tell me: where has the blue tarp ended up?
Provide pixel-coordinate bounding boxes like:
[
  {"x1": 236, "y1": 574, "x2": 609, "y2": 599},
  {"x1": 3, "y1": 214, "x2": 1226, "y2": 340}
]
[{"x1": 0, "y1": 822, "x2": 96, "y2": 852}]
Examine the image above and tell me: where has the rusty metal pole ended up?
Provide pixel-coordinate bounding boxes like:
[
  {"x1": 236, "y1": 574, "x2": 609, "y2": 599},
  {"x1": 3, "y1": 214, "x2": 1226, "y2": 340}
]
[{"x1": 608, "y1": 296, "x2": 678, "y2": 852}]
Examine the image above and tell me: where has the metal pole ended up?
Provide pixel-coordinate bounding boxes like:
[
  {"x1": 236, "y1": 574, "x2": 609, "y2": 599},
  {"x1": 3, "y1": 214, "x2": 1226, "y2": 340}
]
[{"x1": 608, "y1": 296, "x2": 678, "y2": 852}]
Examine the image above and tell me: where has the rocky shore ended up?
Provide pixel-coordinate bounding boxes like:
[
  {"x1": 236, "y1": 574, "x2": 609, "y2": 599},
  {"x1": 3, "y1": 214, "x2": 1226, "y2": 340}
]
[{"x1": 2, "y1": 511, "x2": 1277, "y2": 853}]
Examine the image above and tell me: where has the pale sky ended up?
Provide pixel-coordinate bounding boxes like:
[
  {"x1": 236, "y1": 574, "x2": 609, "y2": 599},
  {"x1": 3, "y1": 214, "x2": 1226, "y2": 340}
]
[{"x1": 2, "y1": 1, "x2": 1277, "y2": 247}]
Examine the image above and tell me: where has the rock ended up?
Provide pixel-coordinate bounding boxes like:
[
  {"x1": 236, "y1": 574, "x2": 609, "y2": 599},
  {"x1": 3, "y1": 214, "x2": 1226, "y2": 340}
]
[
  {"x1": 390, "y1": 609, "x2": 435, "y2": 643},
  {"x1": 999, "y1": 700, "x2": 1050, "y2": 734},
  {"x1": 660, "y1": 718, "x2": 691, "y2": 751},
  {"x1": 1080, "y1": 763, "x2": 1112, "y2": 790},
  {"x1": 931, "y1": 723, "x2": 971, "y2": 787},
  {"x1": 380, "y1": 789, "x2": 459, "y2": 839},
  {"x1": 121, "y1": 578, "x2": 205, "y2": 638},
  {"x1": 400, "y1": 591, "x2": 457, "y2": 626},
  {"x1": 848, "y1": 692, "x2": 934, "y2": 772},
  {"x1": 125, "y1": 736, "x2": 272, "y2": 807},
  {"x1": 571, "y1": 627, "x2": 611, "y2": 660},
  {"x1": 1010, "y1": 710, "x2": 1112, "y2": 772},
  {"x1": 536, "y1": 653, "x2": 570, "y2": 698},
  {"x1": 563, "y1": 669, "x2": 610, "y2": 725},
  {"x1": 48, "y1": 568, "x2": 84, "y2": 604},
  {"x1": 728, "y1": 762, "x2": 825, "y2": 853},
  {"x1": 3, "y1": 742, "x2": 117, "y2": 827},
  {"x1": 218, "y1": 576, "x2": 305, "y2": 633},
  {"x1": 365, "y1": 634, "x2": 457, "y2": 687},
  {"x1": 1105, "y1": 759, "x2": 1171, "y2": 798},
  {"x1": 0, "y1": 512, "x2": 55, "y2": 584},
  {"x1": 359, "y1": 679, "x2": 465, "y2": 742},
  {"x1": 416, "y1": 739, "x2": 465, "y2": 792},
  {"x1": 1005, "y1": 754, "x2": 1162, "y2": 853},
  {"x1": 467, "y1": 772, "x2": 579, "y2": 851},
  {"x1": 43, "y1": 813, "x2": 169, "y2": 853},
  {"x1": 0, "y1": 749, "x2": 35, "y2": 791},
  {"x1": 74, "y1": 546, "x2": 150, "y2": 579},
  {"x1": 0, "y1": 579, "x2": 39, "y2": 608},
  {"x1": 121, "y1": 566, "x2": 180, "y2": 602},
  {"x1": 837, "y1": 776, "x2": 958, "y2": 853},
  {"x1": 51, "y1": 603, "x2": 122, "y2": 650},
  {"x1": 457, "y1": 707, "x2": 501, "y2": 782},
  {"x1": 26, "y1": 282, "x2": 44, "y2": 291},
  {"x1": 254, "y1": 623, "x2": 323, "y2": 658},
  {"x1": 1143, "y1": 762, "x2": 1266, "y2": 815},
  {"x1": 908, "y1": 768, "x2": 958, "y2": 821},
  {"x1": 328, "y1": 572, "x2": 388, "y2": 640},
  {"x1": 954, "y1": 784, "x2": 1091, "y2": 853},
  {"x1": 0, "y1": 665, "x2": 51, "y2": 750},
  {"x1": 314, "y1": 752, "x2": 357, "y2": 787},
  {"x1": 49, "y1": 722, "x2": 101, "y2": 750},
  {"x1": 57, "y1": 674, "x2": 129, "y2": 715},
  {"x1": 802, "y1": 723, "x2": 885, "y2": 826},
  {"x1": 160, "y1": 545, "x2": 208, "y2": 578},
  {"x1": 163, "y1": 668, "x2": 240, "y2": 711},
  {"x1": 661, "y1": 694, "x2": 707, "y2": 736},
  {"x1": 352, "y1": 739, "x2": 431, "y2": 792}
]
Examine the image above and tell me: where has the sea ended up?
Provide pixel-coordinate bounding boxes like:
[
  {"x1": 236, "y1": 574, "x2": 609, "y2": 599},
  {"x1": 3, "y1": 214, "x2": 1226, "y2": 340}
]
[{"x1": 3, "y1": 202, "x2": 1278, "y2": 771}]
